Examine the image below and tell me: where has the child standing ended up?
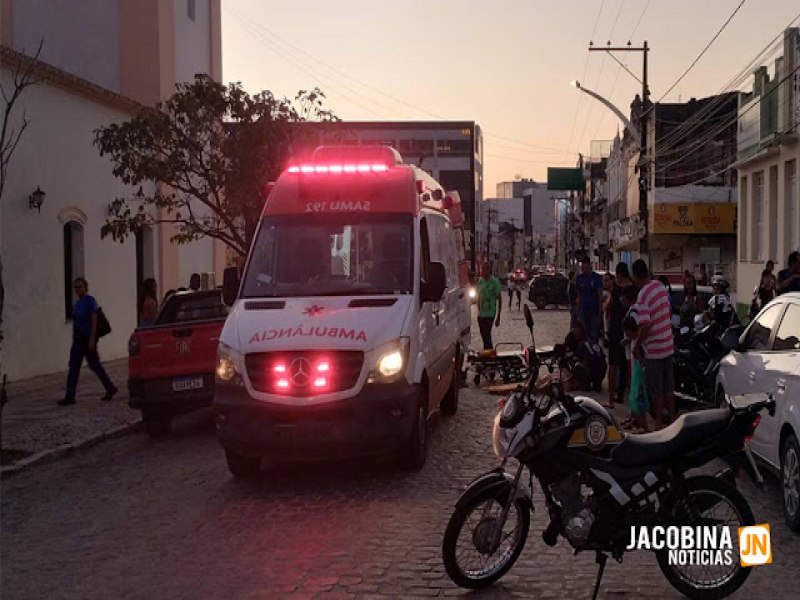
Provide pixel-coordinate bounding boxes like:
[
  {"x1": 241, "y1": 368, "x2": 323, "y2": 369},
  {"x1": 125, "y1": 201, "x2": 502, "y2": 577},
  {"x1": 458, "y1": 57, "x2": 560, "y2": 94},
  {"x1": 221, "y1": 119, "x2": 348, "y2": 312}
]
[{"x1": 623, "y1": 315, "x2": 649, "y2": 433}]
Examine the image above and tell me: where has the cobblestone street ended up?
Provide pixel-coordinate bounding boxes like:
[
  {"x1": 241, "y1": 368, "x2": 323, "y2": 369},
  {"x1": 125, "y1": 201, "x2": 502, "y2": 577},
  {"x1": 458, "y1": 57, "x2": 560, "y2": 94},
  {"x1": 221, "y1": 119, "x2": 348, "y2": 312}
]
[{"x1": 1, "y1": 305, "x2": 798, "y2": 599}]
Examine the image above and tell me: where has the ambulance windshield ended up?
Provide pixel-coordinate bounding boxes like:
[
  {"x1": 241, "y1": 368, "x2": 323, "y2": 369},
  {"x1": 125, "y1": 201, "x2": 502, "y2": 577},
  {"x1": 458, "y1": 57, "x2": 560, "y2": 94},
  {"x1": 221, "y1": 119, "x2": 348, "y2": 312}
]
[{"x1": 241, "y1": 214, "x2": 414, "y2": 297}]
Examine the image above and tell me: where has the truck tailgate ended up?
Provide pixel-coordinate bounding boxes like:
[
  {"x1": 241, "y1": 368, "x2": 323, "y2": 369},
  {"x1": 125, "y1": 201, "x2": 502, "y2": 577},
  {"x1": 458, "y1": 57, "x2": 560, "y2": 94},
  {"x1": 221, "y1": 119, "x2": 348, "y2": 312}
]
[{"x1": 133, "y1": 319, "x2": 224, "y2": 379}]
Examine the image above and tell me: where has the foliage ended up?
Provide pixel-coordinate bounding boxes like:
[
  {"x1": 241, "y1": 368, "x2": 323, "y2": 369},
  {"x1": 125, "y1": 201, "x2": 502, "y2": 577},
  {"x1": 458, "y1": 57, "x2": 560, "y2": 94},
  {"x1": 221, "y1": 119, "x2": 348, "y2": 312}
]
[{"x1": 95, "y1": 75, "x2": 337, "y2": 257}]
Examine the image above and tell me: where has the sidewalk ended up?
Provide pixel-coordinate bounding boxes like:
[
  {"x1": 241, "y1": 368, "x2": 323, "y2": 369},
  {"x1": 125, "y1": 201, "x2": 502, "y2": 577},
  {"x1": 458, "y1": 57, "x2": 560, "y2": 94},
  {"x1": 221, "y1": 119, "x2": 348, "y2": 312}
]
[{"x1": 0, "y1": 359, "x2": 141, "y2": 476}]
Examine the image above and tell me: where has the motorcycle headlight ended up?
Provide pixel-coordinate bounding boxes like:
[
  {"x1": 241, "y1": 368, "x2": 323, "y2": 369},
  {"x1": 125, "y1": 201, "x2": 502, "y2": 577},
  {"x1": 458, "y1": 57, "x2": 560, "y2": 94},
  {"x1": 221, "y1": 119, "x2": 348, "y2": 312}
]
[
  {"x1": 369, "y1": 338, "x2": 410, "y2": 383},
  {"x1": 468, "y1": 287, "x2": 477, "y2": 299},
  {"x1": 216, "y1": 343, "x2": 244, "y2": 386}
]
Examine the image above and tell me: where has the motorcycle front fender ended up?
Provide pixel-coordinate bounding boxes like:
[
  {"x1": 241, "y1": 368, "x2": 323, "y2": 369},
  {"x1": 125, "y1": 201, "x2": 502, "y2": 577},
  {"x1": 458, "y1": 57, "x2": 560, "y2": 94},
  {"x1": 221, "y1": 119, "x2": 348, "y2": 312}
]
[{"x1": 455, "y1": 468, "x2": 533, "y2": 511}]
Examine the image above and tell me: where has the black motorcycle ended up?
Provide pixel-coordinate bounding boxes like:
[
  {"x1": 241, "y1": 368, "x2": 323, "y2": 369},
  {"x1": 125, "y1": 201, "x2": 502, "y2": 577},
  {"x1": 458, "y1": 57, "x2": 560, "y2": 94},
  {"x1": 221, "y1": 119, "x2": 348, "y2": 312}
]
[
  {"x1": 673, "y1": 321, "x2": 743, "y2": 407},
  {"x1": 442, "y1": 310, "x2": 774, "y2": 599}
]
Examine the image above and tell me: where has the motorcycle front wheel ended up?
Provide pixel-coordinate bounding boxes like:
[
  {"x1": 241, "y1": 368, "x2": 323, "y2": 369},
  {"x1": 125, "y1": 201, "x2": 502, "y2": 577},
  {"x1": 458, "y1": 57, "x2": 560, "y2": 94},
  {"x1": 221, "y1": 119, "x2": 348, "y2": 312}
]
[
  {"x1": 656, "y1": 475, "x2": 754, "y2": 600},
  {"x1": 442, "y1": 484, "x2": 530, "y2": 589}
]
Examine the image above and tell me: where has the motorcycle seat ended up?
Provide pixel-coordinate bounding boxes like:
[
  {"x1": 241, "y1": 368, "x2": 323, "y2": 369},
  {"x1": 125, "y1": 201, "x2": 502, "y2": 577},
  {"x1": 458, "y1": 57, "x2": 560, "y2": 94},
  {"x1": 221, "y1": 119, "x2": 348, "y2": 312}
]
[{"x1": 611, "y1": 409, "x2": 730, "y2": 467}]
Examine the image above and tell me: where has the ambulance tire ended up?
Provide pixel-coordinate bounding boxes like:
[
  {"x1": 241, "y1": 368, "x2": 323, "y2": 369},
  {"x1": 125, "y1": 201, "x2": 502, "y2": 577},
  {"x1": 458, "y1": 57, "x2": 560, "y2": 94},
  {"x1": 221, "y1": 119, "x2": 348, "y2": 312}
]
[
  {"x1": 441, "y1": 350, "x2": 460, "y2": 416},
  {"x1": 225, "y1": 449, "x2": 261, "y2": 479},
  {"x1": 400, "y1": 387, "x2": 428, "y2": 471}
]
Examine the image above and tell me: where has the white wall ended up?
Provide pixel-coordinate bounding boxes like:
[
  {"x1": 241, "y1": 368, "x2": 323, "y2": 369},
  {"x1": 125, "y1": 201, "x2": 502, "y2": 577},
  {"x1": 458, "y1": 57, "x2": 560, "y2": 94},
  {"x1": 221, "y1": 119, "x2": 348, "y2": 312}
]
[
  {"x1": 0, "y1": 71, "x2": 154, "y2": 380},
  {"x1": 174, "y1": 0, "x2": 211, "y2": 84},
  {"x1": 12, "y1": 0, "x2": 120, "y2": 92}
]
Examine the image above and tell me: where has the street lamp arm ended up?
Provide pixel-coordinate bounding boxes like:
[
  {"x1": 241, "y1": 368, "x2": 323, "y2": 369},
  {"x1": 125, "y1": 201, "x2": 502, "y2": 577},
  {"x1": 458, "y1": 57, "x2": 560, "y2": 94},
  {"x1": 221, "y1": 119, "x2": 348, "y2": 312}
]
[{"x1": 572, "y1": 83, "x2": 641, "y2": 146}]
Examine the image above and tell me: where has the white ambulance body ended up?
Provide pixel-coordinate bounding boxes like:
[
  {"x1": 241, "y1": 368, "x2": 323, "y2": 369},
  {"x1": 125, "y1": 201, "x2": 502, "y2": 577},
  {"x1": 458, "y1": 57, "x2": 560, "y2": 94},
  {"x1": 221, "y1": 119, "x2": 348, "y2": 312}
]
[{"x1": 214, "y1": 146, "x2": 470, "y2": 477}]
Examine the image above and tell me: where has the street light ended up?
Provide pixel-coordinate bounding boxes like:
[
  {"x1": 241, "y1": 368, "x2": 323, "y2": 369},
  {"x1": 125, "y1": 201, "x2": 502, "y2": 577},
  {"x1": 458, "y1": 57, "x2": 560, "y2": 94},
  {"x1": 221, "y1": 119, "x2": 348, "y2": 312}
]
[{"x1": 569, "y1": 81, "x2": 641, "y2": 146}]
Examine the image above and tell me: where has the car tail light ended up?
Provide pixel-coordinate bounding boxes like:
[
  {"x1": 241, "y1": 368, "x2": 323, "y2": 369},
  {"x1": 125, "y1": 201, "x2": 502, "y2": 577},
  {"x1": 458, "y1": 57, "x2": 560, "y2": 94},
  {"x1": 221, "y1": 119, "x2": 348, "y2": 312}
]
[
  {"x1": 128, "y1": 335, "x2": 140, "y2": 356},
  {"x1": 744, "y1": 415, "x2": 762, "y2": 443}
]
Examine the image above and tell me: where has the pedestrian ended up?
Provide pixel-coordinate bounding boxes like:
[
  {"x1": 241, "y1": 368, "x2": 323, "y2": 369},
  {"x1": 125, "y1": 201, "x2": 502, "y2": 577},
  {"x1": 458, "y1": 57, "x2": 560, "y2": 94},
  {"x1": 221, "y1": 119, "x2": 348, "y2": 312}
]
[
  {"x1": 631, "y1": 259, "x2": 675, "y2": 430},
  {"x1": 59, "y1": 277, "x2": 117, "y2": 406},
  {"x1": 515, "y1": 279, "x2": 523, "y2": 310},
  {"x1": 567, "y1": 271, "x2": 578, "y2": 328},
  {"x1": 576, "y1": 256, "x2": 603, "y2": 342},
  {"x1": 564, "y1": 323, "x2": 607, "y2": 392},
  {"x1": 477, "y1": 262, "x2": 502, "y2": 350},
  {"x1": 623, "y1": 315, "x2": 650, "y2": 434},
  {"x1": 189, "y1": 272, "x2": 201, "y2": 291},
  {"x1": 507, "y1": 277, "x2": 515, "y2": 309},
  {"x1": 601, "y1": 272, "x2": 614, "y2": 342},
  {"x1": 750, "y1": 269, "x2": 776, "y2": 318},
  {"x1": 680, "y1": 274, "x2": 702, "y2": 328},
  {"x1": 657, "y1": 275, "x2": 674, "y2": 315},
  {"x1": 138, "y1": 277, "x2": 159, "y2": 326},
  {"x1": 697, "y1": 263, "x2": 709, "y2": 286},
  {"x1": 777, "y1": 251, "x2": 800, "y2": 294},
  {"x1": 605, "y1": 263, "x2": 631, "y2": 408},
  {"x1": 706, "y1": 276, "x2": 737, "y2": 330}
]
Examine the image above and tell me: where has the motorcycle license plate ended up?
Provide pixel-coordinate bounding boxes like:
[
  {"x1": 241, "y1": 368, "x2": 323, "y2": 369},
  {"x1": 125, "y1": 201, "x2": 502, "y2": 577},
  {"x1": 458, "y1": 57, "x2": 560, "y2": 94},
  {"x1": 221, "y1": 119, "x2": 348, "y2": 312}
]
[{"x1": 172, "y1": 376, "x2": 203, "y2": 392}]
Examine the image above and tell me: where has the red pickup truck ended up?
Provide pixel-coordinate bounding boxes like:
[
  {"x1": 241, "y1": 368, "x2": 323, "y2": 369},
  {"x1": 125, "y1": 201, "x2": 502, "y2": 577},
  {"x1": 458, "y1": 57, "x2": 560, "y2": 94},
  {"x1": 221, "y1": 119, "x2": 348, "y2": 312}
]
[{"x1": 128, "y1": 290, "x2": 228, "y2": 436}]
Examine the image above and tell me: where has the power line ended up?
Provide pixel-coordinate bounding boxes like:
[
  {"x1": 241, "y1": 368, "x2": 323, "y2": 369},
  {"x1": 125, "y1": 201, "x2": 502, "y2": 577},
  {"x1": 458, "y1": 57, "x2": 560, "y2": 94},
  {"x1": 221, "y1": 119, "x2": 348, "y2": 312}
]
[
  {"x1": 591, "y1": 0, "x2": 651, "y2": 141},
  {"x1": 656, "y1": 0, "x2": 747, "y2": 103},
  {"x1": 564, "y1": 0, "x2": 607, "y2": 160}
]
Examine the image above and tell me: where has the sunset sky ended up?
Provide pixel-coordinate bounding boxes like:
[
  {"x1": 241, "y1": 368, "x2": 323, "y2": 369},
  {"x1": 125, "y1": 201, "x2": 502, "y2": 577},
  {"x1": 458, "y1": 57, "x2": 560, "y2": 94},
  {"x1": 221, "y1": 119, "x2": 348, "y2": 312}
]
[{"x1": 221, "y1": 0, "x2": 799, "y2": 194}]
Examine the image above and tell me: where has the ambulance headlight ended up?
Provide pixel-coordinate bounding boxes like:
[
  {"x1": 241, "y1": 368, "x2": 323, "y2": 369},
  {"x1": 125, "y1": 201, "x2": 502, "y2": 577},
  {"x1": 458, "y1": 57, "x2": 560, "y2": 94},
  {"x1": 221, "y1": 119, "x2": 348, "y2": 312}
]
[
  {"x1": 216, "y1": 343, "x2": 244, "y2": 386},
  {"x1": 369, "y1": 338, "x2": 410, "y2": 383}
]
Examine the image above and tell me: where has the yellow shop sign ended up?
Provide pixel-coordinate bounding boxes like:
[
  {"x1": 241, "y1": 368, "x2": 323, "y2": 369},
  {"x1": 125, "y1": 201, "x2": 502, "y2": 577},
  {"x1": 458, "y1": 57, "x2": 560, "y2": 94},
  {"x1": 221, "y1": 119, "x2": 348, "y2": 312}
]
[{"x1": 650, "y1": 203, "x2": 735, "y2": 234}]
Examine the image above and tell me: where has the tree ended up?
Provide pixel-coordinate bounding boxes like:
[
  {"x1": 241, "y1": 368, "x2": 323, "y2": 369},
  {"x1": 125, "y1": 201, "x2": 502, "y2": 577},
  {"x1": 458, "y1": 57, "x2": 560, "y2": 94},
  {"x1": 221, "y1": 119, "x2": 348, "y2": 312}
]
[
  {"x1": 1, "y1": 41, "x2": 43, "y2": 359},
  {"x1": 95, "y1": 75, "x2": 337, "y2": 258},
  {"x1": 0, "y1": 41, "x2": 42, "y2": 201}
]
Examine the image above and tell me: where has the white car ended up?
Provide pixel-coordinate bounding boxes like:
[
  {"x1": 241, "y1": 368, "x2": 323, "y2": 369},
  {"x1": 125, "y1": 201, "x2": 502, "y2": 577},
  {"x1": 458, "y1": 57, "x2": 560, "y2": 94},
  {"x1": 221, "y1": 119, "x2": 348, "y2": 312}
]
[{"x1": 716, "y1": 292, "x2": 800, "y2": 531}]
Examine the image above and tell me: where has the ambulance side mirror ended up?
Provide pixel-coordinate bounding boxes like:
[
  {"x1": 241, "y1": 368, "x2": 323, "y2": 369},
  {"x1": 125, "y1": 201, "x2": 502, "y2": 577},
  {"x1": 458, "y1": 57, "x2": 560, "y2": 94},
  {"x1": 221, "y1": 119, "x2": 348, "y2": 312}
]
[
  {"x1": 421, "y1": 262, "x2": 447, "y2": 303},
  {"x1": 222, "y1": 266, "x2": 240, "y2": 307}
]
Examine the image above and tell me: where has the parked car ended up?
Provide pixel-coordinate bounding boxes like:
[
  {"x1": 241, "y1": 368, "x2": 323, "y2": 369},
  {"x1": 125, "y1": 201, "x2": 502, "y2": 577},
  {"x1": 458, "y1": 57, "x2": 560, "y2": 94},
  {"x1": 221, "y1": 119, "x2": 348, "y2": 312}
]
[
  {"x1": 128, "y1": 290, "x2": 229, "y2": 437},
  {"x1": 528, "y1": 274, "x2": 569, "y2": 309},
  {"x1": 669, "y1": 283, "x2": 714, "y2": 327},
  {"x1": 716, "y1": 292, "x2": 800, "y2": 531}
]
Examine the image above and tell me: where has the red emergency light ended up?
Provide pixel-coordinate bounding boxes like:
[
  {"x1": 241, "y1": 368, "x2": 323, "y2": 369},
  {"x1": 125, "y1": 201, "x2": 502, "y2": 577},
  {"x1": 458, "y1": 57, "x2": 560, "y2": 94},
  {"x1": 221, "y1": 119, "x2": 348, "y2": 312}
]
[{"x1": 287, "y1": 163, "x2": 389, "y2": 174}]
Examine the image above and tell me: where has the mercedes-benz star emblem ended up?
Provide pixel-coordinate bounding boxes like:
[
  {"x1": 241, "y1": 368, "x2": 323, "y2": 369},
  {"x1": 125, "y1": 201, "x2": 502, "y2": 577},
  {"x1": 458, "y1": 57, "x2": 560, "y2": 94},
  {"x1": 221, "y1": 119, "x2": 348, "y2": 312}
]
[{"x1": 290, "y1": 357, "x2": 311, "y2": 387}]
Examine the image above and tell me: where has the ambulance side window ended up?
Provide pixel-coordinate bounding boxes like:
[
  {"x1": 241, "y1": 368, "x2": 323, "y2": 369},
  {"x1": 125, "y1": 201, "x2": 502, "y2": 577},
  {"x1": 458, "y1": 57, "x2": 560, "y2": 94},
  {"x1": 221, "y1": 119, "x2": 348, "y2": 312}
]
[
  {"x1": 420, "y1": 218, "x2": 430, "y2": 282},
  {"x1": 426, "y1": 214, "x2": 457, "y2": 290}
]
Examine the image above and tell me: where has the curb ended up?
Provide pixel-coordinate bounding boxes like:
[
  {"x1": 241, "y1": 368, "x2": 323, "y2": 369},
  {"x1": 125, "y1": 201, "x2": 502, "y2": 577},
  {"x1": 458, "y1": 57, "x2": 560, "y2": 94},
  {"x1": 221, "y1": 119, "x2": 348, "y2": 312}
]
[{"x1": 0, "y1": 418, "x2": 142, "y2": 479}]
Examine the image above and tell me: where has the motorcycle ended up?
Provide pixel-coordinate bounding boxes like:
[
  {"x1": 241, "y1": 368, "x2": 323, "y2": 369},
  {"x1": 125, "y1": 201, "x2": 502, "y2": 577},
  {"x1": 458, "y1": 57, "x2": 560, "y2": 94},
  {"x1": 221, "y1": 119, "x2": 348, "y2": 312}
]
[
  {"x1": 673, "y1": 318, "x2": 744, "y2": 407},
  {"x1": 442, "y1": 307, "x2": 775, "y2": 599}
]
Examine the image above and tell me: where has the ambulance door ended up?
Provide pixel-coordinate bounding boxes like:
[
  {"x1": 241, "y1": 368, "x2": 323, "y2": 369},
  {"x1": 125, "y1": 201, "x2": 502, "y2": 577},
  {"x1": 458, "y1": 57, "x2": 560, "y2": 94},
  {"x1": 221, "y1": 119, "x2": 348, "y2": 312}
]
[{"x1": 425, "y1": 213, "x2": 459, "y2": 403}]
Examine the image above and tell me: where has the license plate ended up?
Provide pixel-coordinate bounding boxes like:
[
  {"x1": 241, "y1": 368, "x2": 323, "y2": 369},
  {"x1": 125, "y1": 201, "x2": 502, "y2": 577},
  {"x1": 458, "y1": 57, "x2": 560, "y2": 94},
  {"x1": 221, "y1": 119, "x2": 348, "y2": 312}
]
[{"x1": 172, "y1": 376, "x2": 204, "y2": 392}]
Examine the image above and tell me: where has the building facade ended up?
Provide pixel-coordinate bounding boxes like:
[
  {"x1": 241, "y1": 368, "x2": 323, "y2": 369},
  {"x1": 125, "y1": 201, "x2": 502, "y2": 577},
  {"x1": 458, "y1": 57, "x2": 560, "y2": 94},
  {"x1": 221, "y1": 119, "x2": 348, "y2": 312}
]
[
  {"x1": 736, "y1": 27, "x2": 800, "y2": 314},
  {"x1": 1, "y1": 0, "x2": 223, "y2": 380},
  {"x1": 606, "y1": 92, "x2": 740, "y2": 283}
]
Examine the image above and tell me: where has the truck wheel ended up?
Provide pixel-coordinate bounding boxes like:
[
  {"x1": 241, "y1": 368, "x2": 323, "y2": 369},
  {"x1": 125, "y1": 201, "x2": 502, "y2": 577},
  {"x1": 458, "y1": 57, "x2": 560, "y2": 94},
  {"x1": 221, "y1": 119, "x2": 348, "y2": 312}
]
[
  {"x1": 225, "y1": 449, "x2": 261, "y2": 479},
  {"x1": 535, "y1": 296, "x2": 547, "y2": 310},
  {"x1": 142, "y1": 411, "x2": 171, "y2": 438},
  {"x1": 399, "y1": 388, "x2": 428, "y2": 470},
  {"x1": 441, "y1": 353, "x2": 460, "y2": 416}
]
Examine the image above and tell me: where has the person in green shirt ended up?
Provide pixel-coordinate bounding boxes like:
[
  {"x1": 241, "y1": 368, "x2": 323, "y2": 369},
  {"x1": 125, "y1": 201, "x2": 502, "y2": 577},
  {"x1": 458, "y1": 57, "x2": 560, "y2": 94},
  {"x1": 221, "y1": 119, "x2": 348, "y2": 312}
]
[{"x1": 476, "y1": 262, "x2": 502, "y2": 349}]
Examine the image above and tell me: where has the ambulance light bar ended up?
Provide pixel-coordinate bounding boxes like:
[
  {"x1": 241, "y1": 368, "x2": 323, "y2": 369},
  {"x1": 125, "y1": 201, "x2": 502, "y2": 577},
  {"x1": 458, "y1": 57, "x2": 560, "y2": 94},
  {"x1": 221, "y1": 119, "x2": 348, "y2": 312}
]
[{"x1": 287, "y1": 163, "x2": 389, "y2": 174}]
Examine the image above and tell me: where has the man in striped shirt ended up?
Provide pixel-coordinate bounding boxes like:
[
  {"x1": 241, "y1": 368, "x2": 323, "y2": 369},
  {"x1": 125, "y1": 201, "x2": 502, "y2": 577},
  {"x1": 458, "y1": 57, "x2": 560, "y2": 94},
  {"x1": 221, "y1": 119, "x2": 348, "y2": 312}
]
[{"x1": 631, "y1": 259, "x2": 675, "y2": 430}]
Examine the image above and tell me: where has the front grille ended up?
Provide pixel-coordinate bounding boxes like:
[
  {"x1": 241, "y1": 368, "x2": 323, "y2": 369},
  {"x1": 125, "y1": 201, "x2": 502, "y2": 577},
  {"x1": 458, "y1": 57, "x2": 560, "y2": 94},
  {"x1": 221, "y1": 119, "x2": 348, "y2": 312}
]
[{"x1": 245, "y1": 351, "x2": 364, "y2": 396}]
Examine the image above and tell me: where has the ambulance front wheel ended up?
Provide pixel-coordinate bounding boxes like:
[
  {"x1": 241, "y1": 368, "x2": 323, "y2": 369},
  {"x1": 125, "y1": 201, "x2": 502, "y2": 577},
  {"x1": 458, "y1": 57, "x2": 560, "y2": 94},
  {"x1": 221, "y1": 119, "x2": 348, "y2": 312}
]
[{"x1": 399, "y1": 388, "x2": 428, "y2": 471}]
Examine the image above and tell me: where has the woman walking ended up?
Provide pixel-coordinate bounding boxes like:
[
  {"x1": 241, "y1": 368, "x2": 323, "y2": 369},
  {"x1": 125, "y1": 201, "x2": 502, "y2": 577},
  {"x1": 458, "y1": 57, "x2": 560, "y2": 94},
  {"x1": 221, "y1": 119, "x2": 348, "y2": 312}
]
[
  {"x1": 59, "y1": 277, "x2": 117, "y2": 406},
  {"x1": 138, "y1": 278, "x2": 159, "y2": 326}
]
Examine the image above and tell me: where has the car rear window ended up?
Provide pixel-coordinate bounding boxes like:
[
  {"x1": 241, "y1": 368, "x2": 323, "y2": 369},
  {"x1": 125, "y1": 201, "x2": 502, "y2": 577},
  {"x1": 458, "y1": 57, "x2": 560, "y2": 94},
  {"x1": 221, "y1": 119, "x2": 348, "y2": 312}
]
[{"x1": 157, "y1": 293, "x2": 229, "y2": 324}]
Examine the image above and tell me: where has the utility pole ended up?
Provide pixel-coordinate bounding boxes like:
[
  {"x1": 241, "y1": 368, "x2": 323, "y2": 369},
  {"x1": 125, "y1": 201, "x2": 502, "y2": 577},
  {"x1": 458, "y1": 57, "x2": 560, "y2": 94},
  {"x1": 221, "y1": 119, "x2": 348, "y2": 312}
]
[{"x1": 589, "y1": 41, "x2": 650, "y2": 261}]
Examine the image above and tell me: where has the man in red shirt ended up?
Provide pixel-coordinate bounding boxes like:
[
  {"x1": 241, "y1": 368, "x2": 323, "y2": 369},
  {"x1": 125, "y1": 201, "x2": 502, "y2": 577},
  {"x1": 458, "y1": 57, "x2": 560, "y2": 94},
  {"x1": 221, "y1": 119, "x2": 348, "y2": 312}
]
[{"x1": 631, "y1": 259, "x2": 675, "y2": 430}]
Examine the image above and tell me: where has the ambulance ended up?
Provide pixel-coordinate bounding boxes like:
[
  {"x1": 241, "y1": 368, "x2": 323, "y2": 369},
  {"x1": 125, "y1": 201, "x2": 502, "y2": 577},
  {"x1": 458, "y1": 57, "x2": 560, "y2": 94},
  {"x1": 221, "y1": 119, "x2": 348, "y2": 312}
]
[{"x1": 214, "y1": 146, "x2": 471, "y2": 478}]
